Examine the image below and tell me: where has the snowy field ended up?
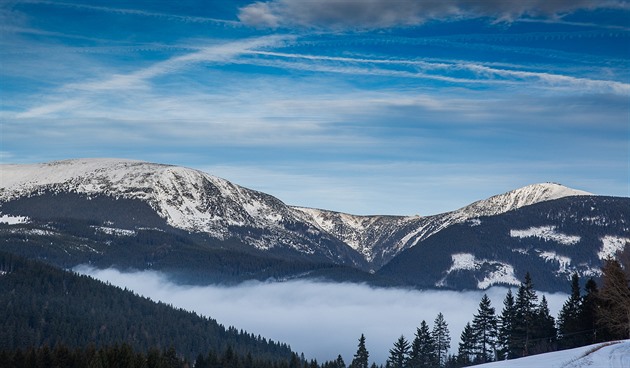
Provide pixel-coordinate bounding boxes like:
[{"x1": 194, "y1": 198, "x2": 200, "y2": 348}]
[{"x1": 476, "y1": 340, "x2": 630, "y2": 368}]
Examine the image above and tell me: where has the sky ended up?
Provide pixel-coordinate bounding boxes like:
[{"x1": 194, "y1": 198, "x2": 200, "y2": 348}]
[
  {"x1": 76, "y1": 266, "x2": 568, "y2": 364},
  {"x1": 1, "y1": 0, "x2": 629, "y2": 215}
]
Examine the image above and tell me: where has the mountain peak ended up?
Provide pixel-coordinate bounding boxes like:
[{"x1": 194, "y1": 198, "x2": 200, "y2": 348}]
[
  {"x1": 507, "y1": 182, "x2": 591, "y2": 200},
  {"x1": 454, "y1": 182, "x2": 592, "y2": 220}
]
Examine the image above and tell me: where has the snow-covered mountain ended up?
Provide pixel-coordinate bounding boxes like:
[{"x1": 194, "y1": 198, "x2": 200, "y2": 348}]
[
  {"x1": 293, "y1": 182, "x2": 591, "y2": 268},
  {"x1": 1, "y1": 158, "x2": 627, "y2": 290},
  {"x1": 1, "y1": 159, "x2": 589, "y2": 268},
  {"x1": 1, "y1": 159, "x2": 366, "y2": 267}
]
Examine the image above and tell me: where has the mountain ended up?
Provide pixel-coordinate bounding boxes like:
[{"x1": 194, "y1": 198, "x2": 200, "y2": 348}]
[
  {"x1": 377, "y1": 195, "x2": 630, "y2": 291},
  {"x1": 1, "y1": 158, "x2": 628, "y2": 291},
  {"x1": 1, "y1": 159, "x2": 366, "y2": 268},
  {"x1": 294, "y1": 182, "x2": 592, "y2": 268}
]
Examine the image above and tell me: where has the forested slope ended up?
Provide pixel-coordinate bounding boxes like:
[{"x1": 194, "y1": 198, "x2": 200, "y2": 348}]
[{"x1": 0, "y1": 252, "x2": 294, "y2": 363}]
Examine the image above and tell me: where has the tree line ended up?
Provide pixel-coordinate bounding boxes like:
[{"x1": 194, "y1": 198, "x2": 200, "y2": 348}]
[
  {"x1": 0, "y1": 343, "x2": 317, "y2": 368},
  {"x1": 343, "y1": 255, "x2": 630, "y2": 368}
]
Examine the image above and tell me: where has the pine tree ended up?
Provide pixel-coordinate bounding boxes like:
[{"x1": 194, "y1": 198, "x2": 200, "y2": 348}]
[
  {"x1": 387, "y1": 335, "x2": 410, "y2": 368},
  {"x1": 497, "y1": 289, "x2": 517, "y2": 360},
  {"x1": 456, "y1": 322, "x2": 475, "y2": 366},
  {"x1": 471, "y1": 294, "x2": 498, "y2": 363},
  {"x1": 409, "y1": 320, "x2": 436, "y2": 368},
  {"x1": 432, "y1": 313, "x2": 451, "y2": 367},
  {"x1": 557, "y1": 273, "x2": 583, "y2": 349},
  {"x1": 350, "y1": 334, "x2": 369, "y2": 368}
]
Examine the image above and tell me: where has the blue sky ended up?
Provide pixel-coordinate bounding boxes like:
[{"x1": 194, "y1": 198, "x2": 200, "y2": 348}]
[{"x1": 1, "y1": 0, "x2": 629, "y2": 215}]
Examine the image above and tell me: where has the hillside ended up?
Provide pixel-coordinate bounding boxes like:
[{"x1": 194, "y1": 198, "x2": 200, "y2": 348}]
[
  {"x1": 378, "y1": 195, "x2": 630, "y2": 291},
  {"x1": 0, "y1": 251, "x2": 294, "y2": 363}
]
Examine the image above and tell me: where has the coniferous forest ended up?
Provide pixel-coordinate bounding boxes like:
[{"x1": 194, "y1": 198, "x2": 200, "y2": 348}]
[{"x1": 1, "y1": 250, "x2": 629, "y2": 368}]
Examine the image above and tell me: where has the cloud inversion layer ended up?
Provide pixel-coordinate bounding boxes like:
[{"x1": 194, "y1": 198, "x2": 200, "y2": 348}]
[{"x1": 75, "y1": 266, "x2": 568, "y2": 364}]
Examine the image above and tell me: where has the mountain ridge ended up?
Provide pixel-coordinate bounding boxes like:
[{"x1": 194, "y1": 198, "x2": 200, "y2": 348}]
[
  {"x1": 1, "y1": 158, "x2": 595, "y2": 272},
  {"x1": 4, "y1": 158, "x2": 628, "y2": 292}
]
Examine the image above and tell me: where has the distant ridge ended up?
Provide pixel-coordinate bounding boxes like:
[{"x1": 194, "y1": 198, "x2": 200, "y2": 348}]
[
  {"x1": 0, "y1": 159, "x2": 592, "y2": 268},
  {"x1": 2, "y1": 158, "x2": 627, "y2": 292}
]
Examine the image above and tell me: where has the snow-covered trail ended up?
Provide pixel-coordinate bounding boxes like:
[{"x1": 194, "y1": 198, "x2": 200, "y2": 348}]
[
  {"x1": 608, "y1": 342, "x2": 630, "y2": 368},
  {"x1": 476, "y1": 340, "x2": 630, "y2": 368}
]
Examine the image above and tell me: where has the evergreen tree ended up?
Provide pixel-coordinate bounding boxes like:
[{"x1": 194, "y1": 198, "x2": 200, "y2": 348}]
[
  {"x1": 350, "y1": 334, "x2": 369, "y2": 368},
  {"x1": 497, "y1": 289, "x2": 517, "y2": 360},
  {"x1": 471, "y1": 294, "x2": 498, "y2": 363},
  {"x1": 387, "y1": 336, "x2": 410, "y2": 368},
  {"x1": 532, "y1": 295, "x2": 556, "y2": 354},
  {"x1": 514, "y1": 273, "x2": 538, "y2": 357},
  {"x1": 557, "y1": 273, "x2": 583, "y2": 349},
  {"x1": 579, "y1": 278, "x2": 599, "y2": 344},
  {"x1": 336, "y1": 355, "x2": 346, "y2": 368},
  {"x1": 409, "y1": 320, "x2": 436, "y2": 368},
  {"x1": 456, "y1": 322, "x2": 474, "y2": 366},
  {"x1": 432, "y1": 313, "x2": 451, "y2": 367},
  {"x1": 597, "y1": 258, "x2": 630, "y2": 340}
]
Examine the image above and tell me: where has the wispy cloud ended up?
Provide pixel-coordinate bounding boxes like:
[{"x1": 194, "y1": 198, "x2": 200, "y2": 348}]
[
  {"x1": 64, "y1": 36, "x2": 290, "y2": 91},
  {"x1": 20, "y1": 0, "x2": 242, "y2": 26},
  {"x1": 245, "y1": 50, "x2": 630, "y2": 94},
  {"x1": 75, "y1": 266, "x2": 568, "y2": 364},
  {"x1": 238, "y1": 0, "x2": 627, "y2": 29}
]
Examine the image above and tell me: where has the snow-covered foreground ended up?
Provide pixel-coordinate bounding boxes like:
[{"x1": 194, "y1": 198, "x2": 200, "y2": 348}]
[{"x1": 477, "y1": 340, "x2": 630, "y2": 368}]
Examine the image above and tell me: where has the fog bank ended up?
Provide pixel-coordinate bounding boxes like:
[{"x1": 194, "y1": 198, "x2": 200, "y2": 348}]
[{"x1": 75, "y1": 266, "x2": 567, "y2": 364}]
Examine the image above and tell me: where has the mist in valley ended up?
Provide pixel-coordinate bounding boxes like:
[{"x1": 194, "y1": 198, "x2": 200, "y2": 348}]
[{"x1": 76, "y1": 266, "x2": 568, "y2": 364}]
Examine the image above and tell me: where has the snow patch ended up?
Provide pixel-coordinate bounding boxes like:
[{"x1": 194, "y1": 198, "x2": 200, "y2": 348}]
[
  {"x1": 438, "y1": 253, "x2": 520, "y2": 289},
  {"x1": 0, "y1": 214, "x2": 29, "y2": 225},
  {"x1": 449, "y1": 253, "x2": 478, "y2": 271},
  {"x1": 538, "y1": 251, "x2": 572, "y2": 276},
  {"x1": 93, "y1": 226, "x2": 136, "y2": 237},
  {"x1": 477, "y1": 264, "x2": 520, "y2": 289},
  {"x1": 510, "y1": 226, "x2": 580, "y2": 245},
  {"x1": 5, "y1": 228, "x2": 57, "y2": 236},
  {"x1": 598, "y1": 236, "x2": 630, "y2": 260},
  {"x1": 468, "y1": 218, "x2": 482, "y2": 227}
]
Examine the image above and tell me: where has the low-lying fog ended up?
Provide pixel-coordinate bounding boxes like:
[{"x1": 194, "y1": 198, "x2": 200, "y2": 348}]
[{"x1": 75, "y1": 266, "x2": 568, "y2": 364}]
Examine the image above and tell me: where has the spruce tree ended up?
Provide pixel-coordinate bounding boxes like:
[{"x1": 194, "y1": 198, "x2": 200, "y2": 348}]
[
  {"x1": 597, "y1": 258, "x2": 630, "y2": 340},
  {"x1": 471, "y1": 294, "x2": 498, "y2": 363},
  {"x1": 432, "y1": 313, "x2": 451, "y2": 367},
  {"x1": 514, "y1": 272, "x2": 538, "y2": 357},
  {"x1": 579, "y1": 278, "x2": 599, "y2": 344},
  {"x1": 532, "y1": 295, "x2": 556, "y2": 354},
  {"x1": 387, "y1": 335, "x2": 410, "y2": 368},
  {"x1": 350, "y1": 334, "x2": 369, "y2": 368},
  {"x1": 409, "y1": 320, "x2": 436, "y2": 368},
  {"x1": 557, "y1": 273, "x2": 583, "y2": 349},
  {"x1": 336, "y1": 355, "x2": 346, "y2": 368},
  {"x1": 497, "y1": 289, "x2": 518, "y2": 360},
  {"x1": 456, "y1": 322, "x2": 475, "y2": 366}
]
